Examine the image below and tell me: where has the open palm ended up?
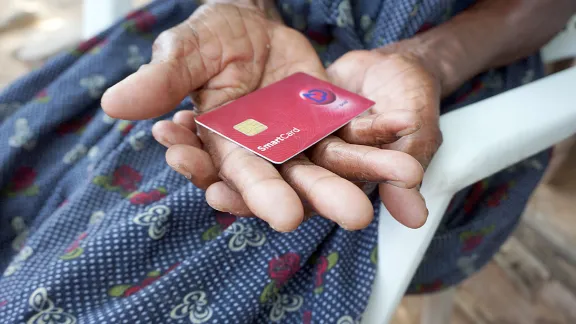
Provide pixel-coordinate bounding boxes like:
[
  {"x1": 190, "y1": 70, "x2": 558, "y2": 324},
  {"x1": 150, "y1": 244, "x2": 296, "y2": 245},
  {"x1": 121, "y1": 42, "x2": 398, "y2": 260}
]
[
  {"x1": 329, "y1": 49, "x2": 444, "y2": 227},
  {"x1": 103, "y1": 3, "x2": 424, "y2": 231}
]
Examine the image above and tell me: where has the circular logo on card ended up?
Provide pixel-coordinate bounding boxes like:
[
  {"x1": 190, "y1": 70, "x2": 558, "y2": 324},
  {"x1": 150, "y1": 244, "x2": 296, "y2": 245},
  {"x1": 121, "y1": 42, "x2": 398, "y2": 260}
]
[{"x1": 299, "y1": 88, "x2": 336, "y2": 105}]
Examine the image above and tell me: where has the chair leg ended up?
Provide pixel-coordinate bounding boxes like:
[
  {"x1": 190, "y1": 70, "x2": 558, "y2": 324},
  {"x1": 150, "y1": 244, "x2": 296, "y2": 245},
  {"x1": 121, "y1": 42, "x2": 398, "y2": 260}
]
[{"x1": 420, "y1": 287, "x2": 456, "y2": 324}]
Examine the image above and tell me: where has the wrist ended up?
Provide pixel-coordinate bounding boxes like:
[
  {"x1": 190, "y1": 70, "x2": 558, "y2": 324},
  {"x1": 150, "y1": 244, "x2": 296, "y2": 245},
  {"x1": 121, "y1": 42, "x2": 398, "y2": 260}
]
[
  {"x1": 407, "y1": 32, "x2": 478, "y2": 97},
  {"x1": 374, "y1": 37, "x2": 458, "y2": 98}
]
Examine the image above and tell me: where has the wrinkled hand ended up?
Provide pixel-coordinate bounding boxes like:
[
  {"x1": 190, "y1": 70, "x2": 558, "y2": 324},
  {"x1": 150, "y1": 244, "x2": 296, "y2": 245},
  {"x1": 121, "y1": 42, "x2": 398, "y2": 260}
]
[
  {"x1": 102, "y1": 3, "x2": 424, "y2": 231},
  {"x1": 328, "y1": 49, "x2": 444, "y2": 227}
]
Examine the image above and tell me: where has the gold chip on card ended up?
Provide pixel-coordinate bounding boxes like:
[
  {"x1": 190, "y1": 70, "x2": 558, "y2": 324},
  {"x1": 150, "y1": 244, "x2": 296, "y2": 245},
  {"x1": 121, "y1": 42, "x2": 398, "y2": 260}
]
[{"x1": 233, "y1": 119, "x2": 268, "y2": 136}]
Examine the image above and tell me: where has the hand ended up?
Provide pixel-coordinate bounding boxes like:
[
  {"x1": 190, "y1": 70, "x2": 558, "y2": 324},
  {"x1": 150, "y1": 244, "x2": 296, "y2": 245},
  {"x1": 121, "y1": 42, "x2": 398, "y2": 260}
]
[
  {"x1": 102, "y1": 3, "x2": 424, "y2": 231},
  {"x1": 327, "y1": 48, "x2": 444, "y2": 227}
]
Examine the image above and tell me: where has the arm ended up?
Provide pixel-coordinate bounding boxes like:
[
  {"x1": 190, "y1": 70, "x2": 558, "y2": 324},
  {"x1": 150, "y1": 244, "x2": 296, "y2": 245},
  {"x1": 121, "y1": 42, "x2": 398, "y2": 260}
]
[{"x1": 388, "y1": 0, "x2": 576, "y2": 96}]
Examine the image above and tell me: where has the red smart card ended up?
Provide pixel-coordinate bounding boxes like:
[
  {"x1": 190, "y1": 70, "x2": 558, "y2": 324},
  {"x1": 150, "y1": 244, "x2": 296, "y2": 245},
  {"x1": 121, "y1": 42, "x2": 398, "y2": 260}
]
[{"x1": 195, "y1": 72, "x2": 375, "y2": 164}]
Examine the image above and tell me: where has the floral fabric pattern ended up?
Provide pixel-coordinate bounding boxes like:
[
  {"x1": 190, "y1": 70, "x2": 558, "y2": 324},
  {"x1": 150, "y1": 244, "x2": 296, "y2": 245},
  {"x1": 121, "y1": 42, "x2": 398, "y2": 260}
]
[{"x1": 0, "y1": 0, "x2": 547, "y2": 322}]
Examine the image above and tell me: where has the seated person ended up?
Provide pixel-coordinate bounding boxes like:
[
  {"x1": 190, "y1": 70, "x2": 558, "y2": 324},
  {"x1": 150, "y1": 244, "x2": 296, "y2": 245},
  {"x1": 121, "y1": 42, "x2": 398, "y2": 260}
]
[{"x1": 0, "y1": 0, "x2": 573, "y2": 322}]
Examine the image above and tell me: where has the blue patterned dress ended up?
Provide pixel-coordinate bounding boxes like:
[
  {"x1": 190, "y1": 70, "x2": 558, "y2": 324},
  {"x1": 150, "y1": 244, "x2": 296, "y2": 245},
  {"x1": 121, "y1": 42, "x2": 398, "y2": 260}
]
[{"x1": 0, "y1": 0, "x2": 549, "y2": 322}]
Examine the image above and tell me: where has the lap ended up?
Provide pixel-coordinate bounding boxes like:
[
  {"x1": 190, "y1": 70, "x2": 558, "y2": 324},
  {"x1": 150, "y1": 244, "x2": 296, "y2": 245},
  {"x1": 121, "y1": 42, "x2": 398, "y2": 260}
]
[{"x1": 0, "y1": 0, "x2": 548, "y2": 321}]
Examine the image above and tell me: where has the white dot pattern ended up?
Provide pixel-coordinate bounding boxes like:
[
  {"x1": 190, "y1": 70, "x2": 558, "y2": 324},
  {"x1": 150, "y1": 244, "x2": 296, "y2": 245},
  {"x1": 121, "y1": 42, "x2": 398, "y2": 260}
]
[{"x1": 0, "y1": 0, "x2": 549, "y2": 322}]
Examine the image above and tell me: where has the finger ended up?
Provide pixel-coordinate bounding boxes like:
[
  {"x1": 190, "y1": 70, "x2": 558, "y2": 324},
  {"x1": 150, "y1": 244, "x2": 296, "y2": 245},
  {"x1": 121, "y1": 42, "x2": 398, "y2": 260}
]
[
  {"x1": 279, "y1": 155, "x2": 374, "y2": 230},
  {"x1": 205, "y1": 132, "x2": 304, "y2": 232},
  {"x1": 152, "y1": 121, "x2": 202, "y2": 148},
  {"x1": 206, "y1": 181, "x2": 319, "y2": 221},
  {"x1": 309, "y1": 136, "x2": 424, "y2": 188},
  {"x1": 260, "y1": 26, "x2": 328, "y2": 86},
  {"x1": 326, "y1": 50, "x2": 376, "y2": 93},
  {"x1": 165, "y1": 144, "x2": 219, "y2": 190},
  {"x1": 379, "y1": 183, "x2": 428, "y2": 228},
  {"x1": 206, "y1": 181, "x2": 253, "y2": 216},
  {"x1": 338, "y1": 110, "x2": 421, "y2": 146},
  {"x1": 101, "y1": 58, "x2": 206, "y2": 120},
  {"x1": 383, "y1": 126, "x2": 443, "y2": 170},
  {"x1": 172, "y1": 110, "x2": 197, "y2": 132},
  {"x1": 101, "y1": 4, "x2": 270, "y2": 120}
]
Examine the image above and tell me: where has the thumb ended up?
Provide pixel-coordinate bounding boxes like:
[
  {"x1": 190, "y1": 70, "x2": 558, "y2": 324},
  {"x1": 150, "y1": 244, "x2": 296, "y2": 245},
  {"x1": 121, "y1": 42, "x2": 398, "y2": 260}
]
[
  {"x1": 102, "y1": 4, "x2": 270, "y2": 120},
  {"x1": 326, "y1": 50, "x2": 376, "y2": 92},
  {"x1": 102, "y1": 22, "x2": 213, "y2": 120}
]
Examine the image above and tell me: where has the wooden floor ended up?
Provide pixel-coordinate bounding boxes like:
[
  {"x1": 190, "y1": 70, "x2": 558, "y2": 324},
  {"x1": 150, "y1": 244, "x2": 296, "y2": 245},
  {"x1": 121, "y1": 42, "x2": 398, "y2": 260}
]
[
  {"x1": 391, "y1": 138, "x2": 576, "y2": 324},
  {"x1": 2, "y1": 2, "x2": 576, "y2": 323}
]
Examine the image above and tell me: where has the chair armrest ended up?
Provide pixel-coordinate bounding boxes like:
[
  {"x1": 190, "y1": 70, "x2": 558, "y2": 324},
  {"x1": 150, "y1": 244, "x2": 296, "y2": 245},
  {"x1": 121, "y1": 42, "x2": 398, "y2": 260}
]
[
  {"x1": 541, "y1": 15, "x2": 576, "y2": 64},
  {"x1": 363, "y1": 66, "x2": 576, "y2": 324}
]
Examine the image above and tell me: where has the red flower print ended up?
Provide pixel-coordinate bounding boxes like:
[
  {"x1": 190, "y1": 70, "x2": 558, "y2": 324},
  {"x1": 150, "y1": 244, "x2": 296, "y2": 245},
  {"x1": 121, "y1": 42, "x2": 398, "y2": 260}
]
[
  {"x1": 10, "y1": 167, "x2": 36, "y2": 191},
  {"x1": 60, "y1": 232, "x2": 88, "y2": 260},
  {"x1": 268, "y1": 253, "x2": 301, "y2": 287},
  {"x1": 464, "y1": 181, "x2": 488, "y2": 214},
  {"x1": 65, "y1": 232, "x2": 87, "y2": 253},
  {"x1": 33, "y1": 89, "x2": 51, "y2": 103},
  {"x1": 35, "y1": 89, "x2": 48, "y2": 99},
  {"x1": 462, "y1": 234, "x2": 483, "y2": 252},
  {"x1": 215, "y1": 212, "x2": 236, "y2": 230},
  {"x1": 303, "y1": 311, "x2": 312, "y2": 324},
  {"x1": 126, "y1": 10, "x2": 156, "y2": 33},
  {"x1": 315, "y1": 256, "x2": 329, "y2": 287},
  {"x1": 125, "y1": 10, "x2": 141, "y2": 20},
  {"x1": 455, "y1": 80, "x2": 484, "y2": 104},
  {"x1": 313, "y1": 252, "x2": 338, "y2": 294},
  {"x1": 141, "y1": 276, "x2": 160, "y2": 288},
  {"x1": 416, "y1": 22, "x2": 434, "y2": 34},
  {"x1": 486, "y1": 182, "x2": 513, "y2": 207},
  {"x1": 112, "y1": 165, "x2": 142, "y2": 192},
  {"x1": 108, "y1": 263, "x2": 180, "y2": 298},
  {"x1": 124, "y1": 286, "x2": 141, "y2": 297},
  {"x1": 129, "y1": 188, "x2": 167, "y2": 205},
  {"x1": 201, "y1": 213, "x2": 236, "y2": 241},
  {"x1": 0, "y1": 300, "x2": 7, "y2": 308},
  {"x1": 75, "y1": 36, "x2": 104, "y2": 54},
  {"x1": 460, "y1": 225, "x2": 494, "y2": 252},
  {"x1": 135, "y1": 14, "x2": 156, "y2": 32},
  {"x1": 166, "y1": 263, "x2": 180, "y2": 273},
  {"x1": 416, "y1": 280, "x2": 443, "y2": 293},
  {"x1": 120, "y1": 123, "x2": 135, "y2": 136},
  {"x1": 123, "y1": 265, "x2": 176, "y2": 297},
  {"x1": 306, "y1": 30, "x2": 332, "y2": 45},
  {"x1": 56, "y1": 115, "x2": 92, "y2": 135}
]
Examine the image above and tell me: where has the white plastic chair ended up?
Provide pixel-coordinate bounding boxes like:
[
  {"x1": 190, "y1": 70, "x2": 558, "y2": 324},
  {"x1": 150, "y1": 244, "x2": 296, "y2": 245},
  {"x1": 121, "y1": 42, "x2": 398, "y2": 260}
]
[
  {"x1": 83, "y1": 2, "x2": 576, "y2": 323},
  {"x1": 364, "y1": 17, "x2": 576, "y2": 324}
]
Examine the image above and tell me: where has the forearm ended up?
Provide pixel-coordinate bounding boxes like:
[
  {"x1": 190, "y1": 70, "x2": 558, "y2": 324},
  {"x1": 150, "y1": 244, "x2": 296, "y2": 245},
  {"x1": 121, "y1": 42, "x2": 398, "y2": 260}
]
[{"x1": 401, "y1": 0, "x2": 576, "y2": 96}]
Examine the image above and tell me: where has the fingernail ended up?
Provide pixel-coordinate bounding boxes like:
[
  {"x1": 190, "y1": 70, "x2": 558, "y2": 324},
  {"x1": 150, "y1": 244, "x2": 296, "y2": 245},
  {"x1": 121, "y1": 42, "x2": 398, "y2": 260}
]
[
  {"x1": 338, "y1": 219, "x2": 351, "y2": 231},
  {"x1": 396, "y1": 126, "x2": 420, "y2": 137},
  {"x1": 157, "y1": 136, "x2": 173, "y2": 147},
  {"x1": 169, "y1": 163, "x2": 192, "y2": 180},
  {"x1": 386, "y1": 180, "x2": 408, "y2": 189},
  {"x1": 206, "y1": 197, "x2": 231, "y2": 214},
  {"x1": 211, "y1": 204, "x2": 227, "y2": 213},
  {"x1": 269, "y1": 223, "x2": 290, "y2": 233}
]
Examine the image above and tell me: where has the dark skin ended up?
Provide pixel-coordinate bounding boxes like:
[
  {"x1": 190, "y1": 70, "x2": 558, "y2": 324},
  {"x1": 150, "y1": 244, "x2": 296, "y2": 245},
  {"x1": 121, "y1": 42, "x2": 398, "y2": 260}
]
[
  {"x1": 102, "y1": 2, "x2": 425, "y2": 232},
  {"x1": 102, "y1": 0, "x2": 576, "y2": 232}
]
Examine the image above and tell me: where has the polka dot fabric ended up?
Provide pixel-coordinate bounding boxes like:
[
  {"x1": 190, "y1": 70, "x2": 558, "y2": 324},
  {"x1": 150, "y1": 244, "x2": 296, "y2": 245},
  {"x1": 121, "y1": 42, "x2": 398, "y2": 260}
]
[{"x1": 0, "y1": 0, "x2": 548, "y2": 322}]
